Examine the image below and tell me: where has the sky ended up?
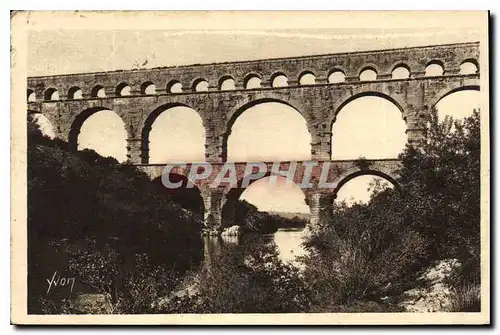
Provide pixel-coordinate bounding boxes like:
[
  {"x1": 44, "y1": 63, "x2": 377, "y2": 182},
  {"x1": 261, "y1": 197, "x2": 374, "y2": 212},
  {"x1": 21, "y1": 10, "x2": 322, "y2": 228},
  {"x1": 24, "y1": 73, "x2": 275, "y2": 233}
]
[{"x1": 29, "y1": 12, "x2": 483, "y2": 213}]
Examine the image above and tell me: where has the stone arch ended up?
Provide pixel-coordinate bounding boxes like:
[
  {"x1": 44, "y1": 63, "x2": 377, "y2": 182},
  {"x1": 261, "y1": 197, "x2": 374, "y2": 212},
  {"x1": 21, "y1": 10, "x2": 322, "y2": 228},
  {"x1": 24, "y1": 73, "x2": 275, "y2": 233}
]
[
  {"x1": 222, "y1": 94, "x2": 311, "y2": 162},
  {"x1": 429, "y1": 83, "x2": 481, "y2": 125},
  {"x1": 44, "y1": 88, "x2": 59, "y2": 101},
  {"x1": 333, "y1": 168, "x2": 402, "y2": 198},
  {"x1": 270, "y1": 72, "x2": 289, "y2": 87},
  {"x1": 221, "y1": 171, "x2": 277, "y2": 198},
  {"x1": 298, "y1": 70, "x2": 316, "y2": 85},
  {"x1": 91, "y1": 85, "x2": 106, "y2": 98},
  {"x1": 328, "y1": 69, "x2": 346, "y2": 83},
  {"x1": 141, "y1": 81, "x2": 156, "y2": 95},
  {"x1": 221, "y1": 173, "x2": 309, "y2": 224},
  {"x1": 243, "y1": 73, "x2": 262, "y2": 89},
  {"x1": 359, "y1": 66, "x2": 378, "y2": 81},
  {"x1": 167, "y1": 80, "x2": 183, "y2": 93},
  {"x1": 68, "y1": 86, "x2": 83, "y2": 100},
  {"x1": 116, "y1": 82, "x2": 131, "y2": 96},
  {"x1": 391, "y1": 63, "x2": 411, "y2": 79},
  {"x1": 68, "y1": 107, "x2": 126, "y2": 151},
  {"x1": 333, "y1": 91, "x2": 406, "y2": 122},
  {"x1": 425, "y1": 60, "x2": 445, "y2": 76},
  {"x1": 192, "y1": 78, "x2": 209, "y2": 92},
  {"x1": 141, "y1": 103, "x2": 205, "y2": 164},
  {"x1": 460, "y1": 59, "x2": 479, "y2": 75},
  {"x1": 219, "y1": 75, "x2": 236, "y2": 91}
]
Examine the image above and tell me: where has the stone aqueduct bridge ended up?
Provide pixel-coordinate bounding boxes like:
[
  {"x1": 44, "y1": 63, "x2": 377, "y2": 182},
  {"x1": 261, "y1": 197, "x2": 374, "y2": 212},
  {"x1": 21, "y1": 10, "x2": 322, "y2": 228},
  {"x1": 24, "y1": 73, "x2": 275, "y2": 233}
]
[{"x1": 27, "y1": 42, "x2": 480, "y2": 233}]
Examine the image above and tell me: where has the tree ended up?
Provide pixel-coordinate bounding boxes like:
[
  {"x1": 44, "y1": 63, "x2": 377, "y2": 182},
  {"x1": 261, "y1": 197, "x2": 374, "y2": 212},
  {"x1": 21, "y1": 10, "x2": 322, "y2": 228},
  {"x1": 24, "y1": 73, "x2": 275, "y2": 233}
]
[{"x1": 398, "y1": 109, "x2": 480, "y2": 262}]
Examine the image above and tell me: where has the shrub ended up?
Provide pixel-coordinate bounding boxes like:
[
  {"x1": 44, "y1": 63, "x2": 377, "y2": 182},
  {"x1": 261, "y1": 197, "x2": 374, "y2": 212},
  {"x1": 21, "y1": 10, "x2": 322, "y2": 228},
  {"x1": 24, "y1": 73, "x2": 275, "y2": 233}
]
[
  {"x1": 447, "y1": 281, "x2": 481, "y2": 312},
  {"x1": 302, "y1": 192, "x2": 429, "y2": 311}
]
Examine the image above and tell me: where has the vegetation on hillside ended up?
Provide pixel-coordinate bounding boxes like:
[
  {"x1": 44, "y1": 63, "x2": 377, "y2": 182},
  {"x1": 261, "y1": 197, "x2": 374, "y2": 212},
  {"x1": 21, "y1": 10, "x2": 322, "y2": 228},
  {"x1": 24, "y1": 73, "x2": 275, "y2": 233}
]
[{"x1": 28, "y1": 116, "x2": 203, "y2": 313}]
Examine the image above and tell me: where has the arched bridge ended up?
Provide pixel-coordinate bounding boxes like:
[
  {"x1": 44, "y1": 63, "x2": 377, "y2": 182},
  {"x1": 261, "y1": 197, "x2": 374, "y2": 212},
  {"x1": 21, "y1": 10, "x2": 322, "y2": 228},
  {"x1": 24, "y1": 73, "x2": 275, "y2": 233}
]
[{"x1": 27, "y1": 42, "x2": 480, "y2": 234}]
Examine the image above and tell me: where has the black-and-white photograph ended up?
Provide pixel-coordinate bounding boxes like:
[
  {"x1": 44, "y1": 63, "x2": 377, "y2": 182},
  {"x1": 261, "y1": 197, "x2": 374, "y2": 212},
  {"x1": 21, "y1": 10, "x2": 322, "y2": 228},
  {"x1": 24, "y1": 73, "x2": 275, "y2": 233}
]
[{"x1": 11, "y1": 10, "x2": 490, "y2": 325}]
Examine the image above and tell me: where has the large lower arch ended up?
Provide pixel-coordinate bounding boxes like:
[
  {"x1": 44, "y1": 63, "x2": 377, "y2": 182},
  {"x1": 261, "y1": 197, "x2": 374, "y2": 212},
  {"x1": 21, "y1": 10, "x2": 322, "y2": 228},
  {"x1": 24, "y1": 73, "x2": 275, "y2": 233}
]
[
  {"x1": 222, "y1": 98, "x2": 312, "y2": 162},
  {"x1": 334, "y1": 91, "x2": 406, "y2": 120},
  {"x1": 222, "y1": 174, "x2": 310, "y2": 230},
  {"x1": 142, "y1": 103, "x2": 206, "y2": 164},
  {"x1": 334, "y1": 170, "x2": 401, "y2": 206},
  {"x1": 331, "y1": 92, "x2": 407, "y2": 160},
  {"x1": 68, "y1": 107, "x2": 127, "y2": 162}
]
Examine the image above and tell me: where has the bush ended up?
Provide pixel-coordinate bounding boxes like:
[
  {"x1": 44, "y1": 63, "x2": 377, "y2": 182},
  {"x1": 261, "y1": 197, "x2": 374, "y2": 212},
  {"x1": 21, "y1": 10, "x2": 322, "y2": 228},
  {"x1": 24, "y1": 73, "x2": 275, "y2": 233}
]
[
  {"x1": 398, "y1": 109, "x2": 481, "y2": 262},
  {"x1": 447, "y1": 281, "x2": 481, "y2": 312},
  {"x1": 302, "y1": 192, "x2": 429, "y2": 311},
  {"x1": 444, "y1": 256, "x2": 481, "y2": 312},
  {"x1": 67, "y1": 241, "x2": 182, "y2": 314}
]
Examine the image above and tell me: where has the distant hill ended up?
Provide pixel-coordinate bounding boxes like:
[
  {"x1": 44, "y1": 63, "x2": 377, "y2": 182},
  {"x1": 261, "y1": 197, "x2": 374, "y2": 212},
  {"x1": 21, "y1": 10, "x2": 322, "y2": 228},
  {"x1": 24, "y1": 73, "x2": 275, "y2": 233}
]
[{"x1": 267, "y1": 211, "x2": 310, "y2": 221}]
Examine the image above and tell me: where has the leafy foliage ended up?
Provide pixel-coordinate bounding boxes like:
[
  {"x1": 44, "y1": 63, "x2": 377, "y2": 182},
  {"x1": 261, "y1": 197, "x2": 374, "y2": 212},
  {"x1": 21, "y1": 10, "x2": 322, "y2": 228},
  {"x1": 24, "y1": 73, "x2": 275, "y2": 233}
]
[
  {"x1": 302, "y1": 196, "x2": 429, "y2": 310},
  {"x1": 398, "y1": 109, "x2": 481, "y2": 262}
]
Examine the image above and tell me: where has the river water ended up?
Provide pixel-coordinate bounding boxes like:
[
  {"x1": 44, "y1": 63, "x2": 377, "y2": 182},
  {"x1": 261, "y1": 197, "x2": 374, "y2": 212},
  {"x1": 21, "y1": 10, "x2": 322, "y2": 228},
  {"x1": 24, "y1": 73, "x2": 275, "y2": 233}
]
[
  {"x1": 214, "y1": 228, "x2": 308, "y2": 266},
  {"x1": 171, "y1": 228, "x2": 308, "y2": 302},
  {"x1": 265, "y1": 228, "x2": 308, "y2": 263}
]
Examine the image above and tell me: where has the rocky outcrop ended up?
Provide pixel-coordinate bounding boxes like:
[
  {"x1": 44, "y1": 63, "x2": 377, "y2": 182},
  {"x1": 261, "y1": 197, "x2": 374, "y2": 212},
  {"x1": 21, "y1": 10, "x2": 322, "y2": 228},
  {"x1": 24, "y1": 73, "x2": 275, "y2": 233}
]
[
  {"x1": 221, "y1": 225, "x2": 241, "y2": 237},
  {"x1": 399, "y1": 259, "x2": 461, "y2": 312}
]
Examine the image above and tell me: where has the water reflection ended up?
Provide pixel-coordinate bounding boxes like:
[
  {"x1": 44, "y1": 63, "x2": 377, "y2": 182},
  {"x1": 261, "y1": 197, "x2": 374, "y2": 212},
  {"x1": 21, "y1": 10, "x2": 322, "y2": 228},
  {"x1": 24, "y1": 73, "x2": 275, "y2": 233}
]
[
  {"x1": 203, "y1": 228, "x2": 307, "y2": 268},
  {"x1": 272, "y1": 228, "x2": 308, "y2": 263},
  {"x1": 221, "y1": 234, "x2": 239, "y2": 245},
  {"x1": 202, "y1": 235, "x2": 222, "y2": 268}
]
